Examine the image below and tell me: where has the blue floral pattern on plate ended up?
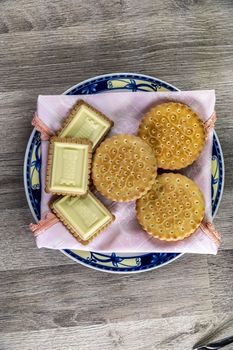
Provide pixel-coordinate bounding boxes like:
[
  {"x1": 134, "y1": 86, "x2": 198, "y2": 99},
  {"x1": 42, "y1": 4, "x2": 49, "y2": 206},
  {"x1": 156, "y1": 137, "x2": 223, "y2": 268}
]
[{"x1": 24, "y1": 73, "x2": 224, "y2": 273}]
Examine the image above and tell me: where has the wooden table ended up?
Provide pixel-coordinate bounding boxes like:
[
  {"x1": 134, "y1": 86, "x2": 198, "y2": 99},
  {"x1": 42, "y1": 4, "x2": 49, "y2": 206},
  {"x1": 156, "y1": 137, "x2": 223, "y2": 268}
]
[{"x1": 0, "y1": 1, "x2": 233, "y2": 349}]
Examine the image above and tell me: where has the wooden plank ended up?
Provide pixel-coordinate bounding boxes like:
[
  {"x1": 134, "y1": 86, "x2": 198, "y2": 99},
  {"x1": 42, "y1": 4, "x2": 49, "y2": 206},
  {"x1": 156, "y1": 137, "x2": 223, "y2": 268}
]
[
  {"x1": 0, "y1": 0, "x2": 233, "y2": 35},
  {"x1": 1, "y1": 33, "x2": 233, "y2": 106},
  {"x1": 208, "y1": 250, "x2": 233, "y2": 314},
  {"x1": 0, "y1": 3, "x2": 232, "y2": 113},
  {"x1": 0, "y1": 254, "x2": 212, "y2": 333},
  {"x1": 0, "y1": 315, "x2": 221, "y2": 350},
  {"x1": 0, "y1": 208, "x2": 75, "y2": 271}
]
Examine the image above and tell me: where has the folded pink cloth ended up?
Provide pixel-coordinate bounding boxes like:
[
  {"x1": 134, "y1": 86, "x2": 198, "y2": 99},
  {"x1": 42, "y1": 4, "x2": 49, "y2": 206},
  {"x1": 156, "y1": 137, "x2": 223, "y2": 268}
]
[{"x1": 30, "y1": 91, "x2": 221, "y2": 254}]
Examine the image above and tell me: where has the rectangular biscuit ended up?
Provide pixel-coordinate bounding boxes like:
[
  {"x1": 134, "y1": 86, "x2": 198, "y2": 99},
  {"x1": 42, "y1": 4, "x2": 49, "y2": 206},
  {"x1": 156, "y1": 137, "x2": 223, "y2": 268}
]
[
  {"x1": 46, "y1": 136, "x2": 92, "y2": 196},
  {"x1": 58, "y1": 100, "x2": 113, "y2": 150},
  {"x1": 50, "y1": 192, "x2": 115, "y2": 244}
]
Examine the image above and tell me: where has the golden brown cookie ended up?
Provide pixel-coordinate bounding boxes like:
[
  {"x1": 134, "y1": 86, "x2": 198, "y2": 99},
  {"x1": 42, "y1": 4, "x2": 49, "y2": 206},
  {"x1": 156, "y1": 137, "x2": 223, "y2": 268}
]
[
  {"x1": 92, "y1": 134, "x2": 157, "y2": 202},
  {"x1": 136, "y1": 173, "x2": 205, "y2": 241},
  {"x1": 138, "y1": 102, "x2": 205, "y2": 169}
]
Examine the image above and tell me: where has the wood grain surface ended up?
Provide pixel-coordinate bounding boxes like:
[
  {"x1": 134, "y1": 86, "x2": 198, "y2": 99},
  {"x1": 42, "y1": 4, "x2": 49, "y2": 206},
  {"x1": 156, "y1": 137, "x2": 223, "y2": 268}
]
[{"x1": 0, "y1": 0, "x2": 233, "y2": 349}]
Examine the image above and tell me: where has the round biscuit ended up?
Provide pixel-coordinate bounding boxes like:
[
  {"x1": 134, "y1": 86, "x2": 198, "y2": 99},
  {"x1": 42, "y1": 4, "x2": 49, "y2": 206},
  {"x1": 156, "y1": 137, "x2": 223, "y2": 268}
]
[
  {"x1": 136, "y1": 173, "x2": 205, "y2": 241},
  {"x1": 92, "y1": 134, "x2": 157, "y2": 202},
  {"x1": 138, "y1": 102, "x2": 206, "y2": 169}
]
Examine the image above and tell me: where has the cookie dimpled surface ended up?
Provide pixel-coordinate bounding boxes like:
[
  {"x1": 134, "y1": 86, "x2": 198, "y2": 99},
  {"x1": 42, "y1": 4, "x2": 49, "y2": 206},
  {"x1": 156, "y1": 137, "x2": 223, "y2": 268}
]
[
  {"x1": 138, "y1": 102, "x2": 206, "y2": 169},
  {"x1": 92, "y1": 134, "x2": 157, "y2": 202},
  {"x1": 136, "y1": 173, "x2": 205, "y2": 241}
]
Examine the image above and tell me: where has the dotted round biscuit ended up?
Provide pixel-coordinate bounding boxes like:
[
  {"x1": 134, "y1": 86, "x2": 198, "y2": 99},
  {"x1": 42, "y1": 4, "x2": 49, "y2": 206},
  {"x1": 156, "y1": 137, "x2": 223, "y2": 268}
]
[
  {"x1": 136, "y1": 173, "x2": 205, "y2": 241},
  {"x1": 92, "y1": 134, "x2": 157, "y2": 202},
  {"x1": 138, "y1": 102, "x2": 206, "y2": 170}
]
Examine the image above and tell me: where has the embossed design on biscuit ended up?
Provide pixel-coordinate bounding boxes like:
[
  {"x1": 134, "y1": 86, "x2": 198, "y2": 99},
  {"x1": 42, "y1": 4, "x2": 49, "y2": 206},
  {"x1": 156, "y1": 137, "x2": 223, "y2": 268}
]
[
  {"x1": 136, "y1": 173, "x2": 205, "y2": 241},
  {"x1": 67, "y1": 197, "x2": 99, "y2": 227},
  {"x1": 78, "y1": 117, "x2": 99, "y2": 139},
  {"x1": 60, "y1": 149, "x2": 78, "y2": 186},
  {"x1": 92, "y1": 134, "x2": 157, "y2": 202},
  {"x1": 138, "y1": 102, "x2": 205, "y2": 169}
]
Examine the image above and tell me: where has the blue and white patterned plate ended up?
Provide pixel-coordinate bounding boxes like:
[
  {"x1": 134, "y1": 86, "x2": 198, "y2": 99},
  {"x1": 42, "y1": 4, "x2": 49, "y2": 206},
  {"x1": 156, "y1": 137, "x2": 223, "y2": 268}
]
[{"x1": 24, "y1": 73, "x2": 224, "y2": 273}]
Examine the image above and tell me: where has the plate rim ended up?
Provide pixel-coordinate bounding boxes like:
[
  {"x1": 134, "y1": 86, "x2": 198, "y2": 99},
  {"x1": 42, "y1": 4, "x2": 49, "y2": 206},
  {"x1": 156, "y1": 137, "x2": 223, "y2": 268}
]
[
  {"x1": 23, "y1": 72, "x2": 225, "y2": 273},
  {"x1": 61, "y1": 250, "x2": 182, "y2": 274},
  {"x1": 63, "y1": 72, "x2": 179, "y2": 95},
  {"x1": 211, "y1": 131, "x2": 225, "y2": 215},
  {"x1": 24, "y1": 127, "x2": 39, "y2": 222}
]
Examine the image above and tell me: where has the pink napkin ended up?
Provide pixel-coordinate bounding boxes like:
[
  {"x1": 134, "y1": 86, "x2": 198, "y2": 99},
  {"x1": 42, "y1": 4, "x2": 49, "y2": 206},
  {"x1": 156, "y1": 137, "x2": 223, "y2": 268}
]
[{"x1": 31, "y1": 91, "x2": 220, "y2": 254}]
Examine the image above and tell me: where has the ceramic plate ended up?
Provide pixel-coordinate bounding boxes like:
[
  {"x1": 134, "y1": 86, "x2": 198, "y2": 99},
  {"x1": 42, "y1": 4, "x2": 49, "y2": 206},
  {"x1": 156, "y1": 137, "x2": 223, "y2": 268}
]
[{"x1": 24, "y1": 73, "x2": 224, "y2": 273}]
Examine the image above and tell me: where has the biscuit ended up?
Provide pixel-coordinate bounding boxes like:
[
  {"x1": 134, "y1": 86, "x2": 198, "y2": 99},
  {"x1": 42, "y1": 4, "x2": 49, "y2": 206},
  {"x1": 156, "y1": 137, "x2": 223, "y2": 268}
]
[
  {"x1": 58, "y1": 100, "x2": 114, "y2": 150},
  {"x1": 92, "y1": 134, "x2": 157, "y2": 202},
  {"x1": 50, "y1": 192, "x2": 115, "y2": 245},
  {"x1": 136, "y1": 173, "x2": 205, "y2": 241},
  {"x1": 46, "y1": 136, "x2": 92, "y2": 196},
  {"x1": 138, "y1": 102, "x2": 205, "y2": 169}
]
